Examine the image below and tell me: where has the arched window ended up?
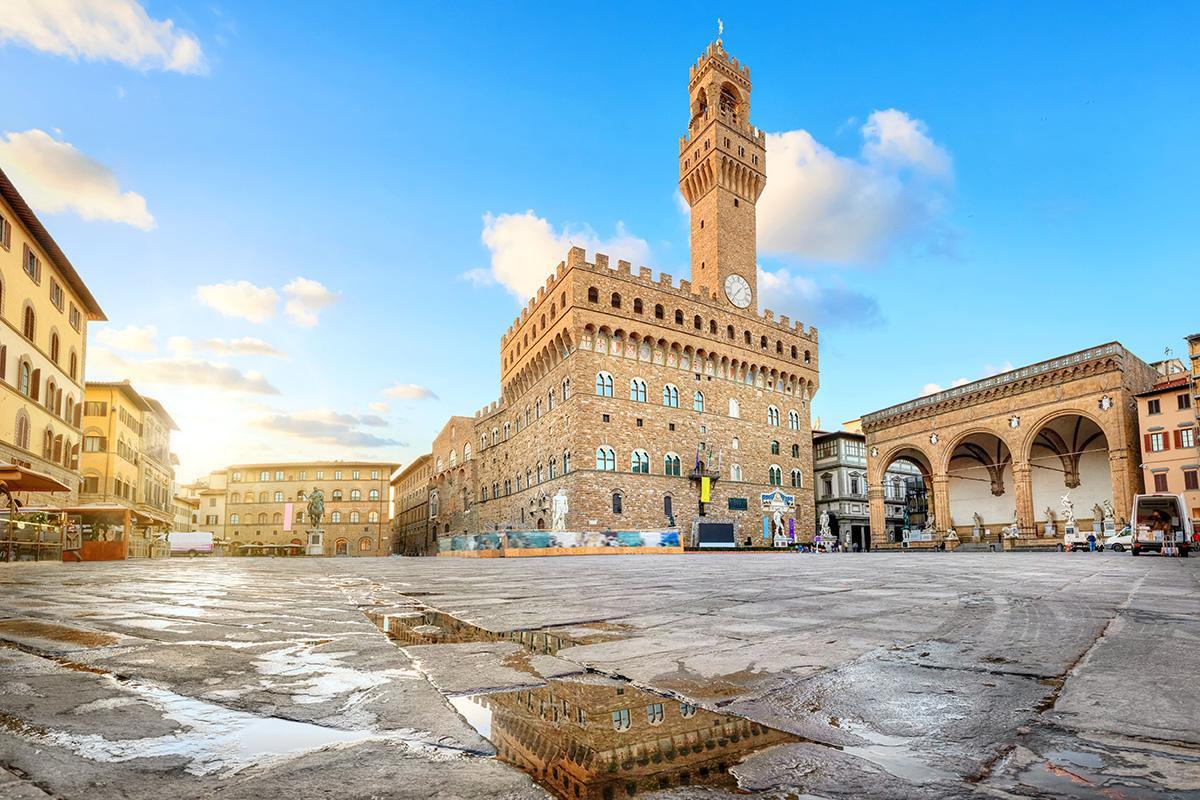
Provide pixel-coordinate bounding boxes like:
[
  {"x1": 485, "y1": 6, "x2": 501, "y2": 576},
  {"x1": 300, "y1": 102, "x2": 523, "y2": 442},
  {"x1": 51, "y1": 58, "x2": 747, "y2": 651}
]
[
  {"x1": 257, "y1": 513, "x2": 268, "y2": 524},
  {"x1": 549, "y1": 457, "x2": 558, "y2": 479},
  {"x1": 728, "y1": 398, "x2": 739, "y2": 418},
  {"x1": 272, "y1": 512, "x2": 282, "y2": 524},
  {"x1": 629, "y1": 378, "x2": 646, "y2": 402},
  {"x1": 633, "y1": 298, "x2": 643, "y2": 314},
  {"x1": 463, "y1": 443, "x2": 472, "y2": 461},
  {"x1": 595, "y1": 371, "x2": 614, "y2": 397},
  {"x1": 587, "y1": 286, "x2": 598, "y2": 303},
  {"x1": 331, "y1": 511, "x2": 342, "y2": 523},
  {"x1": 230, "y1": 513, "x2": 240, "y2": 524},
  {"x1": 709, "y1": 320, "x2": 717, "y2": 334},
  {"x1": 332, "y1": 489, "x2": 343, "y2": 501},
  {"x1": 612, "y1": 492, "x2": 623, "y2": 514},
  {"x1": 731, "y1": 436, "x2": 739, "y2": 450},
  {"x1": 769, "y1": 465, "x2": 783, "y2": 486},
  {"x1": 788, "y1": 410, "x2": 800, "y2": 430},
  {"x1": 791, "y1": 443, "x2": 800, "y2": 458},
  {"x1": 349, "y1": 489, "x2": 361, "y2": 501},
  {"x1": 595, "y1": 446, "x2": 615, "y2": 471},
  {"x1": 274, "y1": 491, "x2": 284, "y2": 502},
  {"x1": 804, "y1": 350, "x2": 811, "y2": 364},
  {"x1": 449, "y1": 450, "x2": 457, "y2": 468},
  {"x1": 368, "y1": 511, "x2": 379, "y2": 523},
  {"x1": 630, "y1": 449, "x2": 649, "y2": 474},
  {"x1": 663, "y1": 453, "x2": 681, "y2": 477},
  {"x1": 744, "y1": 330, "x2": 752, "y2": 344},
  {"x1": 654, "y1": 304, "x2": 664, "y2": 319},
  {"x1": 662, "y1": 384, "x2": 679, "y2": 408},
  {"x1": 610, "y1": 292, "x2": 621, "y2": 309},
  {"x1": 492, "y1": 427, "x2": 499, "y2": 446},
  {"x1": 69, "y1": 351, "x2": 78, "y2": 380},
  {"x1": 369, "y1": 489, "x2": 379, "y2": 501},
  {"x1": 727, "y1": 325, "x2": 735, "y2": 339},
  {"x1": 674, "y1": 309, "x2": 683, "y2": 324},
  {"x1": 693, "y1": 391, "x2": 704, "y2": 412},
  {"x1": 231, "y1": 492, "x2": 241, "y2": 504},
  {"x1": 693, "y1": 315, "x2": 702, "y2": 330},
  {"x1": 791, "y1": 469, "x2": 803, "y2": 488},
  {"x1": 771, "y1": 440, "x2": 780, "y2": 455},
  {"x1": 731, "y1": 463, "x2": 743, "y2": 481},
  {"x1": 760, "y1": 335, "x2": 768, "y2": 349},
  {"x1": 562, "y1": 377, "x2": 571, "y2": 401},
  {"x1": 563, "y1": 449, "x2": 571, "y2": 473},
  {"x1": 359, "y1": 537, "x2": 372, "y2": 552},
  {"x1": 349, "y1": 511, "x2": 361, "y2": 523},
  {"x1": 22, "y1": 306, "x2": 35, "y2": 341},
  {"x1": 49, "y1": 332, "x2": 59, "y2": 364},
  {"x1": 504, "y1": 422, "x2": 511, "y2": 440},
  {"x1": 767, "y1": 406, "x2": 780, "y2": 426}
]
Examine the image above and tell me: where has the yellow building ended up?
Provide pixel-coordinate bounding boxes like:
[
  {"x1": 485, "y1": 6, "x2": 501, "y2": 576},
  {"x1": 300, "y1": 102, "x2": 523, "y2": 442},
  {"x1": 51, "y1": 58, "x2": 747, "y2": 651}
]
[
  {"x1": 0, "y1": 166, "x2": 106, "y2": 506},
  {"x1": 172, "y1": 493, "x2": 198, "y2": 531},
  {"x1": 78, "y1": 381, "x2": 180, "y2": 547}
]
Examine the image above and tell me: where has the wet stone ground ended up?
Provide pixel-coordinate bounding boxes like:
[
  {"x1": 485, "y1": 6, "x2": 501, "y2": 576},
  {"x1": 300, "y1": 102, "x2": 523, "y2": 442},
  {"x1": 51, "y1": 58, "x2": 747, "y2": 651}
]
[{"x1": 0, "y1": 552, "x2": 1198, "y2": 799}]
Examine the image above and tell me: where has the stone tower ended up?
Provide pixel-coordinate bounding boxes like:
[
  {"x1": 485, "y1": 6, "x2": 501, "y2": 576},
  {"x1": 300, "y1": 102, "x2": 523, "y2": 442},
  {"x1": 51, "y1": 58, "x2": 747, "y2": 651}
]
[{"x1": 679, "y1": 38, "x2": 767, "y2": 311}]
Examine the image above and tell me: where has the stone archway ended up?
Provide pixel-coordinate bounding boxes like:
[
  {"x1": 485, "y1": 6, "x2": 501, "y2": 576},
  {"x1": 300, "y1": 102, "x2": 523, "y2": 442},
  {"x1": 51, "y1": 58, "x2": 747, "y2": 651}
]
[
  {"x1": 945, "y1": 430, "x2": 1017, "y2": 539},
  {"x1": 1025, "y1": 412, "x2": 1117, "y2": 533},
  {"x1": 869, "y1": 445, "x2": 936, "y2": 548}
]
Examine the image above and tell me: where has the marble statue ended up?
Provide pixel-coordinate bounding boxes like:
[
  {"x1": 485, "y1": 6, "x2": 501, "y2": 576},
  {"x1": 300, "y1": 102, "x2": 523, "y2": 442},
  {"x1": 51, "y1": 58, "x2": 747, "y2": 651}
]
[
  {"x1": 1044, "y1": 506, "x2": 1056, "y2": 522},
  {"x1": 551, "y1": 489, "x2": 568, "y2": 532},
  {"x1": 1092, "y1": 503, "x2": 1105, "y2": 523},
  {"x1": 819, "y1": 510, "x2": 831, "y2": 539},
  {"x1": 1102, "y1": 500, "x2": 1115, "y2": 521},
  {"x1": 923, "y1": 513, "x2": 937, "y2": 534},
  {"x1": 972, "y1": 512, "x2": 984, "y2": 529},
  {"x1": 773, "y1": 509, "x2": 787, "y2": 537},
  {"x1": 1061, "y1": 492, "x2": 1076, "y2": 525}
]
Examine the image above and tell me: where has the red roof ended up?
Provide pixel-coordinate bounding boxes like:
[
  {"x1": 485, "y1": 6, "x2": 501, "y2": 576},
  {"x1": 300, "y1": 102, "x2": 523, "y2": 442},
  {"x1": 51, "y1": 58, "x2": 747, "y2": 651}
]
[{"x1": 1137, "y1": 375, "x2": 1193, "y2": 397}]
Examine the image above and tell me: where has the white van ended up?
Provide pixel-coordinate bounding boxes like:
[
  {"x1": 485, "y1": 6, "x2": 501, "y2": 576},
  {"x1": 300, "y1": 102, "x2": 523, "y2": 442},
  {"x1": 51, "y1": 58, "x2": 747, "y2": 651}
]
[
  {"x1": 167, "y1": 531, "x2": 215, "y2": 557},
  {"x1": 1130, "y1": 494, "x2": 1193, "y2": 557}
]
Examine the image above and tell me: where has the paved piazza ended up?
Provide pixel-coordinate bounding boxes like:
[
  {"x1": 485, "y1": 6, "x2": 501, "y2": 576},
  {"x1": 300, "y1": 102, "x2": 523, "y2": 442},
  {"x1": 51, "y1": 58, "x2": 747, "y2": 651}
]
[{"x1": 1, "y1": 553, "x2": 1198, "y2": 799}]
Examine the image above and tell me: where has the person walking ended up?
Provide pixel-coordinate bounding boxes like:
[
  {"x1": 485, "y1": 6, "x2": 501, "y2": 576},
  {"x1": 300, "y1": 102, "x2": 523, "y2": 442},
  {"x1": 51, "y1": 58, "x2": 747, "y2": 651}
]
[{"x1": 1086, "y1": 530, "x2": 1097, "y2": 553}]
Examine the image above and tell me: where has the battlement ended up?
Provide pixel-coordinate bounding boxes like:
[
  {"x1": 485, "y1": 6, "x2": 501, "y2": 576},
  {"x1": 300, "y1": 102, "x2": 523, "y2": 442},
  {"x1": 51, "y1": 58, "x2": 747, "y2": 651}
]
[
  {"x1": 474, "y1": 398, "x2": 504, "y2": 420},
  {"x1": 689, "y1": 40, "x2": 751, "y2": 86}
]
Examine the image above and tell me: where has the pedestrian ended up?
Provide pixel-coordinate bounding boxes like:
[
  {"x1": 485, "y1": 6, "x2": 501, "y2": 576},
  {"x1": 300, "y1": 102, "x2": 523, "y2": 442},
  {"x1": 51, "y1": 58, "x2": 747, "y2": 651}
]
[{"x1": 1086, "y1": 530, "x2": 1097, "y2": 553}]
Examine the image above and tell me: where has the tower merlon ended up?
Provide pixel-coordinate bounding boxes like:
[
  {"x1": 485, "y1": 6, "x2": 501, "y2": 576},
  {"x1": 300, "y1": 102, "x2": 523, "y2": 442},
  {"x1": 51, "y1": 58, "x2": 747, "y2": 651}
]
[
  {"x1": 617, "y1": 260, "x2": 632, "y2": 275},
  {"x1": 594, "y1": 253, "x2": 609, "y2": 269}
]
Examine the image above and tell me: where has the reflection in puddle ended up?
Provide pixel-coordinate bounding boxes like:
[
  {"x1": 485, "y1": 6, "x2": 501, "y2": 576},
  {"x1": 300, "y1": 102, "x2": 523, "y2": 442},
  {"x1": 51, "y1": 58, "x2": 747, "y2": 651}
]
[
  {"x1": 452, "y1": 674, "x2": 796, "y2": 799},
  {"x1": 374, "y1": 609, "x2": 574, "y2": 655}
]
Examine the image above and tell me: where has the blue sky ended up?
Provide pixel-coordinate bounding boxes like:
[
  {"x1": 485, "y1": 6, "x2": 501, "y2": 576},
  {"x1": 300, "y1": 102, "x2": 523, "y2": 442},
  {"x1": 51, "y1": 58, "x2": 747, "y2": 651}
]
[{"x1": 1, "y1": 2, "x2": 1196, "y2": 479}]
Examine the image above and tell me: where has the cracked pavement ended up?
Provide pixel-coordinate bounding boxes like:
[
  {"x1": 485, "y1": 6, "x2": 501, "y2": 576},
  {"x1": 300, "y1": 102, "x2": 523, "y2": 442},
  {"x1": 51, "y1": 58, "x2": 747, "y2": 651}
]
[{"x1": 0, "y1": 552, "x2": 1197, "y2": 799}]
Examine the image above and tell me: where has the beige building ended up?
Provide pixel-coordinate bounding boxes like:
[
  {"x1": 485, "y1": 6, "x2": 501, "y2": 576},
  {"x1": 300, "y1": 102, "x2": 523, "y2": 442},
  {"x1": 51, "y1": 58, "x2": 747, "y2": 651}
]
[
  {"x1": 0, "y1": 166, "x2": 106, "y2": 506},
  {"x1": 390, "y1": 455, "x2": 432, "y2": 555},
  {"x1": 225, "y1": 461, "x2": 396, "y2": 556},
  {"x1": 426, "y1": 38, "x2": 819, "y2": 548},
  {"x1": 172, "y1": 493, "x2": 198, "y2": 532},
  {"x1": 1136, "y1": 374, "x2": 1199, "y2": 522},
  {"x1": 78, "y1": 382, "x2": 180, "y2": 542},
  {"x1": 182, "y1": 470, "x2": 228, "y2": 541}
]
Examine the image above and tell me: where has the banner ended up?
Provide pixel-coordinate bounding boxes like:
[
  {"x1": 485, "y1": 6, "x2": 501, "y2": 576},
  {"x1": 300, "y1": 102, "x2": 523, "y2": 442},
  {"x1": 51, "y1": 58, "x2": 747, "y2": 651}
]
[
  {"x1": 283, "y1": 502, "x2": 294, "y2": 532},
  {"x1": 700, "y1": 476, "x2": 711, "y2": 503}
]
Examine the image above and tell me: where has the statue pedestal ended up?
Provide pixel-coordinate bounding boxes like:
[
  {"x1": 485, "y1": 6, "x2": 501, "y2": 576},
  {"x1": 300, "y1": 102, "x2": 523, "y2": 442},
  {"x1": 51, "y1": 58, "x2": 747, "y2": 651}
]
[
  {"x1": 971, "y1": 526, "x2": 982, "y2": 542},
  {"x1": 1044, "y1": 523, "x2": 1056, "y2": 537},
  {"x1": 306, "y1": 529, "x2": 324, "y2": 556}
]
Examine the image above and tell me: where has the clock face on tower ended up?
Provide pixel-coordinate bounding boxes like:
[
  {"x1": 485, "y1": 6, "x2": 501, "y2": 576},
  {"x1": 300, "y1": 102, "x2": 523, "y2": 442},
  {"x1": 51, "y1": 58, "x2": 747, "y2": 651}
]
[{"x1": 724, "y1": 274, "x2": 752, "y2": 308}]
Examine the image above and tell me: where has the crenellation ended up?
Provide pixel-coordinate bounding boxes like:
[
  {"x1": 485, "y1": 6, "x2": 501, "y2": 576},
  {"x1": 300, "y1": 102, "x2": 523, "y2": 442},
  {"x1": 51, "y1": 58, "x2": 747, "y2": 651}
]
[
  {"x1": 679, "y1": 279, "x2": 691, "y2": 293},
  {"x1": 617, "y1": 260, "x2": 631, "y2": 275},
  {"x1": 567, "y1": 246, "x2": 586, "y2": 267},
  {"x1": 595, "y1": 252, "x2": 609, "y2": 270},
  {"x1": 779, "y1": 314, "x2": 790, "y2": 328},
  {"x1": 764, "y1": 309, "x2": 775, "y2": 323},
  {"x1": 639, "y1": 267, "x2": 653, "y2": 280}
]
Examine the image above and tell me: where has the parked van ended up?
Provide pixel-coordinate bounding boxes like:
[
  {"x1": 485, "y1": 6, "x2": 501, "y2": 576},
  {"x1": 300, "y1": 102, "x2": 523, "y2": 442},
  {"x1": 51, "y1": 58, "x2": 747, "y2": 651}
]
[
  {"x1": 167, "y1": 531, "x2": 214, "y2": 557},
  {"x1": 1130, "y1": 494, "x2": 1193, "y2": 557}
]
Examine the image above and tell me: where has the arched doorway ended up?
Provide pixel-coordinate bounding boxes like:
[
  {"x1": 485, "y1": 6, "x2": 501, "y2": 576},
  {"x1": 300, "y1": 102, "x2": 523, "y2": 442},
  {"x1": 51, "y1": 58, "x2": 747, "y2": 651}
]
[
  {"x1": 873, "y1": 446, "x2": 934, "y2": 546},
  {"x1": 334, "y1": 538, "x2": 348, "y2": 556},
  {"x1": 1028, "y1": 414, "x2": 1114, "y2": 534},
  {"x1": 946, "y1": 432, "x2": 1014, "y2": 542}
]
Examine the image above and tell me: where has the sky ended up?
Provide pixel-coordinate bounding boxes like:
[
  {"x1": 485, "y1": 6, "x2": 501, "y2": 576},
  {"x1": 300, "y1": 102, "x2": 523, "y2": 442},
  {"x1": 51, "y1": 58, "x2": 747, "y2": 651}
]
[{"x1": 0, "y1": 1, "x2": 1196, "y2": 481}]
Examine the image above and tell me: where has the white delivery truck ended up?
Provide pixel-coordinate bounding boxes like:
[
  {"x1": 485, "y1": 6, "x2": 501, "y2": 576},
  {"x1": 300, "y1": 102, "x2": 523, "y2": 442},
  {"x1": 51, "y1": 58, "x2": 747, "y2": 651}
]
[
  {"x1": 1129, "y1": 493, "x2": 1193, "y2": 557},
  {"x1": 167, "y1": 531, "x2": 215, "y2": 557}
]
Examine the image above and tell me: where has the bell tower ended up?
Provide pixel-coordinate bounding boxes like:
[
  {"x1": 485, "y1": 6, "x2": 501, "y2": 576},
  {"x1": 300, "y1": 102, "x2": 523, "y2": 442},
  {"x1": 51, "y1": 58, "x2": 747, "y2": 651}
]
[{"x1": 679, "y1": 38, "x2": 766, "y2": 311}]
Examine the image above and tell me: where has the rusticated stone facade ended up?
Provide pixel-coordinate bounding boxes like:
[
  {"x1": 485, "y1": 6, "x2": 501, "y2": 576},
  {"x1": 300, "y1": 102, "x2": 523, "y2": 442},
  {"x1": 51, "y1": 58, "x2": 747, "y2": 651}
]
[
  {"x1": 862, "y1": 343, "x2": 1158, "y2": 550},
  {"x1": 389, "y1": 454, "x2": 431, "y2": 555},
  {"x1": 425, "y1": 38, "x2": 819, "y2": 548}
]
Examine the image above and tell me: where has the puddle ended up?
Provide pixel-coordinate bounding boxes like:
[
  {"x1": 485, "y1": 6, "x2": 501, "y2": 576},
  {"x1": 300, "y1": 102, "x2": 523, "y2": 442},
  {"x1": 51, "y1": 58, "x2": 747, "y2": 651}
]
[
  {"x1": 0, "y1": 619, "x2": 118, "y2": 648},
  {"x1": 451, "y1": 674, "x2": 797, "y2": 800},
  {"x1": 365, "y1": 605, "x2": 800, "y2": 799},
  {"x1": 841, "y1": 724, "x2": 958, "y2": 786},
  {"x1": 373, "y1": 608, "x2": 574, "y2": 655}
]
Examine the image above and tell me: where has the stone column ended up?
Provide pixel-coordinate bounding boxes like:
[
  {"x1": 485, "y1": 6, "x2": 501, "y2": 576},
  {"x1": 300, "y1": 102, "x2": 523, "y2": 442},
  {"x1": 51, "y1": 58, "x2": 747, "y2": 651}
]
[
  {"x1": 1013, "y1": 461, "x2": 1035, "y2": 535},
  {"x1": 1108, "y1": 448, "x2": 1137, "y2": 524},
  {"x1": 868, "y1": 484, "x2": 886, "y2": 549},
  {"x1": 931, "y1": 473, "x2": 950, "y2": 534}
]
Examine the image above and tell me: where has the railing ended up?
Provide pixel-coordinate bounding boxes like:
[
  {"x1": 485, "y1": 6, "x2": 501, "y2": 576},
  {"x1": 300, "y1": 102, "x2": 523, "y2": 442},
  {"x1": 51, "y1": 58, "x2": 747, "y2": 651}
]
[
  {"x1": 0, "y1": 513, "x2": 67, "y2": 562},
  {"x1": 862, "y1": 343, "x2": 1124, "y2": 426}
]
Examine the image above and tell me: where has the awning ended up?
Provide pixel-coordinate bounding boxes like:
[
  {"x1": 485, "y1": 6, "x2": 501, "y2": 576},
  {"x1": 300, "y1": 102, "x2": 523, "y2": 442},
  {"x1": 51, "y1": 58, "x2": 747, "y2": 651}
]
[{"x1": 0, "y1": 464, "x2": 72, "y2": 493}]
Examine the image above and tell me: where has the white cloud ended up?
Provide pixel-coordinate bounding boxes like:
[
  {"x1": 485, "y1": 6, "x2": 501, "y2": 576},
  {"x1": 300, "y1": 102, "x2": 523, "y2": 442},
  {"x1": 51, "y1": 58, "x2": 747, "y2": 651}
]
[
  {"x1": 0, "y1": 129, "x2": 154, "y2": 229},
  {"x1": 282, "y1": 278, "x2": 337, "y2": 327},
  {"x1": 473, "y1": 211, "x2": 651, "y2": 301},
  {"x1": 757, "y1": 266, "x2": 881, "y2": 329},
  {"x1": 0, "y1": 0, "x2": 206, "y2": 74},
  {"x1": 95, "y1": 323, "x2": 156, "y2": 353},
  {"x1": 368, "y1": 402, "x2": 389, "y2": 413},
  {"x1": 195, "y1": 280, "x2": 279, "y2": 323},
  {"x1": 89, "y1": 346, "x2": 279, "y2": 394},
  {"x1": 919, "y1": 362, "x2": 1014, "y2": 396},
  {"x1": 384, "y1": 383, "x2": 437, "y2": 401},
  {"x1": 205, "y1": 337, "x2": 287, "y2": 359},
  {"x1": 166, "y1": 335, "x2": 193, "y2": 355},
  {"x1": 254, "y1": 409, "x2": 402, "y2": 448},
  {"x1": 758, "y1": 109, "x2": 952, "y2": 265}
]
